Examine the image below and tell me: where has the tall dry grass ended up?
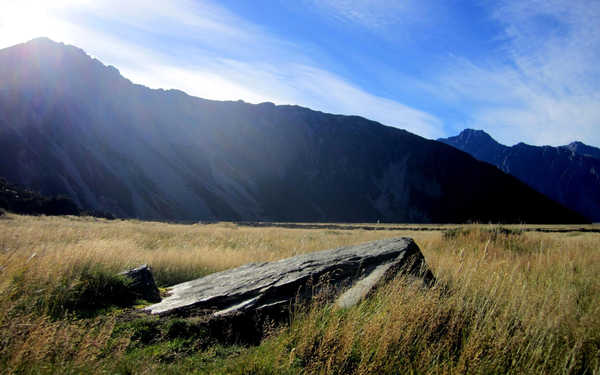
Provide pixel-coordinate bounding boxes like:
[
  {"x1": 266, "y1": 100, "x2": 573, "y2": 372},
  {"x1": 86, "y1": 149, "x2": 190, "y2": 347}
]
[
  {"x1": 0, "y1": 214, "x2": 437, "y2": 372},
  {"x1": 0, "y1": 214, "x2": 439, "y2": 287},
  {"x1": 249, "y1": 228, "x2": 600, "y2": 374},
  {"x1": 0, "y1": 213, "x2": 598, "y2": 374}
]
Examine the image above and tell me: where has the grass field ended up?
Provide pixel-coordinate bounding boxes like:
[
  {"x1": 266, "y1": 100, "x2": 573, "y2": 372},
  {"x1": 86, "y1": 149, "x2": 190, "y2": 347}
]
[{"x1": 0, "y1": 214, "x2": 598, "y2": 374}]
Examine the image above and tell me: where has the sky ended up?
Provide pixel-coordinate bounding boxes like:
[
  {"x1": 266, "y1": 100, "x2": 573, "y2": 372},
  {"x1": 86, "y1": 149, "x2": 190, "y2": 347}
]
[{"x1": 0, "y1": 0, "x2": 599, "y2": 146}]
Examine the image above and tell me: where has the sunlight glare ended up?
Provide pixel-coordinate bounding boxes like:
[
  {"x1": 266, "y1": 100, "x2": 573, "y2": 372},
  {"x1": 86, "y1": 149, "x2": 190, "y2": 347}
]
[{"x1": 0, "y1": 0, "x2": 91, "y2": 49}]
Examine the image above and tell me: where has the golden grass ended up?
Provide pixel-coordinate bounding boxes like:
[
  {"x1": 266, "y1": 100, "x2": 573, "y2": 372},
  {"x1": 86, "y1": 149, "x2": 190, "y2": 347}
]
[
  {"x1": 246, "y1": 228, "x2": 600, "y2": 374},
  {"x1": 0, "y1": 214, "x2": 440, "y2": 286},
  {"x1": 0, "y1": 213, "x2": 598, "y2": 374}
]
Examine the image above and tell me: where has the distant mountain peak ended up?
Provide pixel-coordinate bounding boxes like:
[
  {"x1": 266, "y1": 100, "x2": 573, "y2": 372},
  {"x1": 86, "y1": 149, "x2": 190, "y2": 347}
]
[
  {"x1": 460, "y1": 128, "x2": 489, "y2": 136},
  {"x1": 561, "y1": 140, "x2": 600, "y2": 160},
  {"x1": 0, "y1": 37, "x2": 128, "y2": 95},
  {"x1": 456, "y1": 128, "x2": 497, "y2": 142},
  {"x1": 439, "y1": 129, "x2": 600, "y2": 222},
  {"x1": 439, "y1": 129, "x2": 503, "y2": 153},
  {"x1": 17, "y1": 37, "x2": 86, "y2": 56},
  {"x1": 27, "y1": 36, "x2": 55, "y2": 44}
]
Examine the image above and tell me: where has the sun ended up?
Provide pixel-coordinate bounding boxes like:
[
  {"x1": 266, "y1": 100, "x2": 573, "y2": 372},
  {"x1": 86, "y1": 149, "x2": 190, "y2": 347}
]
[{"x1": 0, "y1": 0, "x2": 90, "y2": 49}]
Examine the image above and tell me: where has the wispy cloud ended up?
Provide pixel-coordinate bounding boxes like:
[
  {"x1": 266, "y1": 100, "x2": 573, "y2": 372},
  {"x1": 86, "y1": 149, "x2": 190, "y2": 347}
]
[
  {"x1": 435, "y1": 0, "x2": 600, "y2": 146},
  {"x1": 5, "y1": 0, "x2": 595, "y2": 146},
  {"x1": 307, "y1": 0, "x2": 418, "y2": 30},
  {"x1": 0, "y1": 0, "x2": 444, "y2": 139},
  {"x1": 124, "y1": 58, "x2": 443, "y2": 138},
  {"x1": 305, "y1": 0, "x2": 442, "y2": 40}
]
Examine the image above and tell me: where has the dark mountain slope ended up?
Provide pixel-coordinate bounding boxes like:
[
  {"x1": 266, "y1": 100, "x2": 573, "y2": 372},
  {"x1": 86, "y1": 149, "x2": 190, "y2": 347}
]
[
  {"x1": 439, "y1": 129, "x2": 600, "y2": 221},
  {"x1": 0, "y1": 38, "x2": 586, "y2": 223}
]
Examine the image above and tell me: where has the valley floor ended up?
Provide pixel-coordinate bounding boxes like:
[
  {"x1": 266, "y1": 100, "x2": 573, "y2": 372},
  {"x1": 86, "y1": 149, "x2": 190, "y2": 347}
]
[{"x1": 0, "y1": 214, "x2": 598, "y2": 374}]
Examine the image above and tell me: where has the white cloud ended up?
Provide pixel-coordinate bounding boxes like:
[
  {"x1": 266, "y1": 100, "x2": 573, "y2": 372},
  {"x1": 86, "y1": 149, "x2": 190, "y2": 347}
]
[
  {"x1": 272, "y1": 65, "x2": 443, "y2": 138},
  {"x1": 0, "y1": 0, "x2": 444, "y2": 139},
  {"x1": 435, "y1": 0, "x2": 600, "y2": 146}
]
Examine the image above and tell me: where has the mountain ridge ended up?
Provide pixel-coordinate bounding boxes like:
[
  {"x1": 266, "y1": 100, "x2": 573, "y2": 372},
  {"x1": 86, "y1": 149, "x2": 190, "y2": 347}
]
[
  {"x1": 561, "y1": 141, "x2": 600, "y2": 160},
  {"x1": 0, "y1": 38, "x2": 587, "y2": 223},
  {"x1": 439, "y1": 129, "x2": 600, "y2": 221}
]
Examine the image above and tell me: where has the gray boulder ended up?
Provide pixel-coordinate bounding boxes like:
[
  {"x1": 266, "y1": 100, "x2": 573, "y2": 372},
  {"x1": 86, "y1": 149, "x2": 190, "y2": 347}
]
[{"x1": 144, "y1": 237, "x2": 433, "y2": 319}]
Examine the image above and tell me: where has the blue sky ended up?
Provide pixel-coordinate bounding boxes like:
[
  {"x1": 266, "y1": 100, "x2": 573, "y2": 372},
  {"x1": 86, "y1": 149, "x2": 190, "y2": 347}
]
[{"x1": 1, "y1": 0, "x2": 599, "y2": 146}]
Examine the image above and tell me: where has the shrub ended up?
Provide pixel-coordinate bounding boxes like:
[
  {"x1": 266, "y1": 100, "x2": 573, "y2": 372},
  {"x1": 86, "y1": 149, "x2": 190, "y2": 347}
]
[{"x1": 38, "y1": 266, "x2": 138, "y2": 318}]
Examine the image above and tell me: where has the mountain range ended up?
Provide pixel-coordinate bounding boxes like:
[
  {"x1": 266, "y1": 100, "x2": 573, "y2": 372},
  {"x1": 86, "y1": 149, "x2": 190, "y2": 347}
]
[
  {"x1": 0, "y1": 38, "x2": 587, "y2": 223},
  {"x1": 439, "y1": 129, "x2": 600, "y2": 221}
]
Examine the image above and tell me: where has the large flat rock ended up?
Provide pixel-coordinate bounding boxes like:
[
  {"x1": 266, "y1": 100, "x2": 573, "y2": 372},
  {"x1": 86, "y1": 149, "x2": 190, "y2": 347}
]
[{"x1": 144, "y1": 237, "x2": 433, "y2": 318}]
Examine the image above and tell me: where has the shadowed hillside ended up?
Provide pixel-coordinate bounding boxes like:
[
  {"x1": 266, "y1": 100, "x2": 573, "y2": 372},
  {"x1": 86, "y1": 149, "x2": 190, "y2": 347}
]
[{"x1": 0, "y1": 38, "x2": 587, "y2": 223}]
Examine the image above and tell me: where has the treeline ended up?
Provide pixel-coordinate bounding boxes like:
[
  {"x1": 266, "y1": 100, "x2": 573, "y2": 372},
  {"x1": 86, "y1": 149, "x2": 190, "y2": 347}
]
[{"x1": 0, "y1": 177, "x2": 113, "y2": 218}]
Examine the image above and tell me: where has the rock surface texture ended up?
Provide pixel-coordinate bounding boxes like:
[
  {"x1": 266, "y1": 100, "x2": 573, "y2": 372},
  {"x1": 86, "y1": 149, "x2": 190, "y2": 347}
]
[
  {"x1": 145, "y1": 237, "x2": 433, "y2": 319},
  {"x1": 121, "y1": 264, "x2": 161, "y2": 303}
]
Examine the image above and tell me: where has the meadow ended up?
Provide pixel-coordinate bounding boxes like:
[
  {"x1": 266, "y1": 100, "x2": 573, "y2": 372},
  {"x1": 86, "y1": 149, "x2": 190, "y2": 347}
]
[{"x1": 0, "y1": 213, "x2": 598, "y2": 374}]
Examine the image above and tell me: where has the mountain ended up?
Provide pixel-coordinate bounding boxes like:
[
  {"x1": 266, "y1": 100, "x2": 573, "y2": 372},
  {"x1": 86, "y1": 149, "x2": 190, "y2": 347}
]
[
  {"x1": 0, "y1": 177, "x2": 80, "y2": 216},
  {"x1": 0, "y1": 38, "x2": 587, "y2": 223},
  {"x1": 439, "y1": 129, "x2": 600, "y2": 221},
  {"x1": 561, "y1": 141, "x2": 600, "y2": 160}
]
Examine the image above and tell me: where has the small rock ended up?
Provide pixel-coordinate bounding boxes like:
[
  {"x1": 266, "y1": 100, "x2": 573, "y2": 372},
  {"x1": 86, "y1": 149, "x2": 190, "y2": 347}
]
[{"x1": 120, "y1": 264, "x2": 161, "y2": 303}]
